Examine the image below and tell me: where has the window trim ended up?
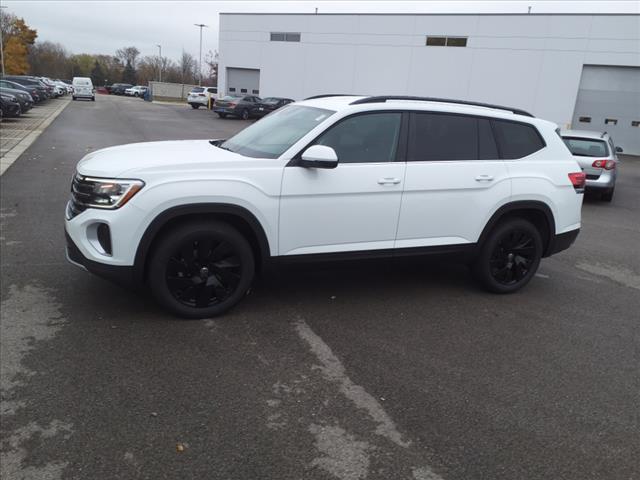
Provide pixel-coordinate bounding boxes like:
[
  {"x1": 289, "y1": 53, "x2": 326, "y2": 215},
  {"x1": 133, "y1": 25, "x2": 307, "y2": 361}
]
[{"x1": 288, "y1": 111, "x2": 408, "y2": 166}]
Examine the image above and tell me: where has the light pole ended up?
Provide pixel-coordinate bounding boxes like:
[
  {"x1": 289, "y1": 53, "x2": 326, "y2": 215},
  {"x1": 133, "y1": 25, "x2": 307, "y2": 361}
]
[
  {"x1": 156, "y1": 44, "x2": 162, "y2": 82},
  {"x1": 194, "y1": 23, "x2": 208, "y2": 86}
]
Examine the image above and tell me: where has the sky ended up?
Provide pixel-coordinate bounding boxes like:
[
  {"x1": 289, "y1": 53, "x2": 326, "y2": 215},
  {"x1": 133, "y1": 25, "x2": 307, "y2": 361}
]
[{"x1": 3, "y1": 1, "x2": 638, "y2": 62}]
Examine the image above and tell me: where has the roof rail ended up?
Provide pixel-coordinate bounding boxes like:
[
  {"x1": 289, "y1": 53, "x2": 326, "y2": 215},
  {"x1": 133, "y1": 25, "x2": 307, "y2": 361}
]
[
  {"x1": 304, "y1": 94, "x2": 360, "y2": 100},
  {"x1": 349, "y1": 96, "x2": 534, "y2": 117}
]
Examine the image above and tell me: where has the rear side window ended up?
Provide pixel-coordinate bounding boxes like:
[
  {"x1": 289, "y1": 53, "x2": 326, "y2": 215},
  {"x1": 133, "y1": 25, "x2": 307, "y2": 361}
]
[
  {"x1": 409, "y1": 113, "x2": 479, "y2": 161},
  {"x1": 491, "y1": 120, "x2": 545, "y2": 159}
]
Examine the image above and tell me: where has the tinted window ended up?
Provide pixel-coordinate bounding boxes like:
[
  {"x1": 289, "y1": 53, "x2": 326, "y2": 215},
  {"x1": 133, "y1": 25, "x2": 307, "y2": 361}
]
[
  {"x1": 191, "y1": 87, "x2": 205, "y2": 93},
  {"x1": 479, "y1": 119, "x2": 499, "y2": 159},
  {"x1": 492, "y1": 120, "x2": 545, "y2": 159},
  {"x1": 315, "y1": 113, "x2": 402, "y2": 164},
  {"x1": 409, "y1": 113, "x2": 478, "y2": 161},
  {"x1": 562, "y1": 137, "x2": 608, "y2": 157}
]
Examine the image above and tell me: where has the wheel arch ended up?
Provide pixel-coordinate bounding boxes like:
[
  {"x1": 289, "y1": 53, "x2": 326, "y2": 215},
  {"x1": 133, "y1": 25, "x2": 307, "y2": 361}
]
[
  {"x1": 477, "y1": 201, "x2": 556, "y2": 257},
  {"x1": 133, "y1": 203, "x2": 270, "y2": 284}
]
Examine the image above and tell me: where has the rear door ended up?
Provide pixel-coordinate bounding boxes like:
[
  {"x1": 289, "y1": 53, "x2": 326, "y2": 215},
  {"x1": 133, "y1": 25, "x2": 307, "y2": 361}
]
[
  {"x1": 395, "y1": 112, "x2": 511, "y2": 248},
  {"x1": 279, "y1": 112, "x2": 406, "y2": 256}
]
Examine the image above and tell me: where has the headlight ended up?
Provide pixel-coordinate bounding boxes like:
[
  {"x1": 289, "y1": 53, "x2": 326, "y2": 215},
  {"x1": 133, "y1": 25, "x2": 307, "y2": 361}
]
[{"x1": 72, "y1": 175, "x2": 145, "y2": 210}]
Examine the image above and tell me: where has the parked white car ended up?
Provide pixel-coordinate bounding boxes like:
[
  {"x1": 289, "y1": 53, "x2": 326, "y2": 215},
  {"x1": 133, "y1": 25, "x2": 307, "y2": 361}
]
[
  {"x1": 65, "y1": 95, "x2": 584, "y2": 317},
  {"x1": 125, "y1": 86, "x2": 148, "y2": 97},
  {"x1": 187, "y1": 86, "x2": 218, "y2": 109}
]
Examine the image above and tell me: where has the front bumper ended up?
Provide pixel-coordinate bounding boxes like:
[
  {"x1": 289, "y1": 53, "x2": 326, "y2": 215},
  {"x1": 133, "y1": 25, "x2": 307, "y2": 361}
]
[{"x1": 65, "y1": 229, "x2": 136, "y2": 287}]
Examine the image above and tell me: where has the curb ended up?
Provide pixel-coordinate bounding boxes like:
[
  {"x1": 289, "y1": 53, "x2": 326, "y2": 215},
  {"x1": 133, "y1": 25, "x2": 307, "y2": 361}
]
[{"x1": 0, "y1": 99, "x2": 72, "y2": 177}]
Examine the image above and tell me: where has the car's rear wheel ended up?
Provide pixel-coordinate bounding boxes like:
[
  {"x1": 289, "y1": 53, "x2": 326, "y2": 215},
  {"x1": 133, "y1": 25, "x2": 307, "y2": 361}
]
[
  {"x1": 72, "y1": 96, "x2": 76, "y2": 101},
  {"x1": 149, "y1": 221, "x2": 254, "y2": 318},
  {"x1": 473, "y1": 218, "x2": 542, "y2": 293},
  {"x1": 191, "y1": 104, "x2": 200, "y2": 109},
  {"x1": 218, "y1": 113, "x2": 227, "y2": 118},
  {"x1": 241, "y1": 109, "x2": 249, "y2": 120},
  {"x1": 601, "y1": 187, "x2": 614, "y2": 202}
]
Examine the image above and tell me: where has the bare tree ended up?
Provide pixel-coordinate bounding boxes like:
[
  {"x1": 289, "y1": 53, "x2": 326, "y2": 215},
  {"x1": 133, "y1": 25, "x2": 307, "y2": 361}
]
[
  {"x1": 203, "y1": 49, "x2": 218, "y2": 86},
  {"x1": 28, "y1": 41, "x2": 69, "y2": 78},
  {"x1": 179, "y1": 50, "x2": 196, "y2": 84},
  {"x1": 115, "y1": 46, "x2": 140, "y2": 68}
]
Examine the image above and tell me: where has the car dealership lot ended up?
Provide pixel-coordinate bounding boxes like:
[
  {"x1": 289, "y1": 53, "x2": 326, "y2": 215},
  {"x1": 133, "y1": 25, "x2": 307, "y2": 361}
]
[{"x1": 1, "y1": 94, "x2": 638, "y2": 479}]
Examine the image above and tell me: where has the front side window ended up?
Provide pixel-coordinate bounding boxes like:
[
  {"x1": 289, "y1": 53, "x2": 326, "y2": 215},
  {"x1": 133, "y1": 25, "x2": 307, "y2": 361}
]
[
  {"x1": 221, "y1": 105, "x2": 334, "y2": 159},
  {"x1": 314, "y1": 113, "x2": 402, "y2": 163},
  {"x1": 562, "y1": 137, "x2": 609, "y2": 157},
  {"x1": 492, "y1": 120, "x2": 545, "y2": 159}
]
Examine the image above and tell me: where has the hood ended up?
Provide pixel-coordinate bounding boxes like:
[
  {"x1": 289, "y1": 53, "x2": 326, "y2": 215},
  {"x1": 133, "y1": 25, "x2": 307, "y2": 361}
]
[{"x1": 77, "y1": 140, "x2": 246, "y2": 178}]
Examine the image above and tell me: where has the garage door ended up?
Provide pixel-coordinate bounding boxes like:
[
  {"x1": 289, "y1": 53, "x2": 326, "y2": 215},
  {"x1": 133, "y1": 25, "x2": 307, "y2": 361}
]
[
  {"x1": 572, "y1": 66, "x2": 640, "y2": 155},
  {"x1": 226, "y1": 68, "x2": 260, "y2": 96}
]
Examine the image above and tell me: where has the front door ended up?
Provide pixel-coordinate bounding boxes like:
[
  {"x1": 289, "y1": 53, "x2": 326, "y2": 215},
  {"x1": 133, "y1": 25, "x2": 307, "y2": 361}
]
[{"x1": 279, "y1": 112, "x2": 406, "y2": 256}]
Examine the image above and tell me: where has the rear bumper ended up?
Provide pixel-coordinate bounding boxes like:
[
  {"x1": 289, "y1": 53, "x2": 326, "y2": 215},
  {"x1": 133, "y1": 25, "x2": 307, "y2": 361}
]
[
  {"x1": 585, "y1": 169, "x2": 616, "y2": 190},
  {"x1": 65, "y1": 230, "x2": 136, "y2": 288},
  {"x1": 545, "y1": 228, "x2": 580, "y2": 257}
]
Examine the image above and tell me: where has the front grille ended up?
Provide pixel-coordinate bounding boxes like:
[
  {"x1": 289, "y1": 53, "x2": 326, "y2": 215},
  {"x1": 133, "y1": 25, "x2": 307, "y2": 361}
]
[
  {"x1": 586, "y1": 174, "x2": 600, "y2": 180},
  {"x1": 67, "y1": 174, "x2": 94, "y2": 219}
]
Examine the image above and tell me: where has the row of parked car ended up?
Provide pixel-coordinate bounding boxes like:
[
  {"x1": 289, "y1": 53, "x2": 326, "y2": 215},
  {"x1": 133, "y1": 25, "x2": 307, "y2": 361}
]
[
  {"x1": 0, "y1": 75, "x2": 71, "y2": 121},
  {"x1": 185, "y1": 86, "x2": 294, "y2": 120}
]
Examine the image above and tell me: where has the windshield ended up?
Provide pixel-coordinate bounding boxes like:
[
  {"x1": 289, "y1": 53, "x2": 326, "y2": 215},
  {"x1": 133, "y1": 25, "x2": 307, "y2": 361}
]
[
  {"x1": 562, "y1": 137, "x2": 609, "y2": 157},
  {"x1": 221, "y1": 95, "x2": 241, "y2": 101},
  {"x1": 220, "y1": 105, "x2": 335, "y2": 159},
  {"x1": 262, "y1": 98, "x2": 280, "y2": 104}
]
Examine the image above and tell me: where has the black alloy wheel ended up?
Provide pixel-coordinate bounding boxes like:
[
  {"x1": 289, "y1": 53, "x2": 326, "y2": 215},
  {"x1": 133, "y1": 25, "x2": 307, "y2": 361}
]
[
  {"x1": 473, "y1": 218, "x2": 542, "y2": 293},
  {"x1": 489, "y1": 230, "x2": 537, "y2": 285},
  {"x1": 149, "y1": 221, "x2": 254, "y2": 318}
]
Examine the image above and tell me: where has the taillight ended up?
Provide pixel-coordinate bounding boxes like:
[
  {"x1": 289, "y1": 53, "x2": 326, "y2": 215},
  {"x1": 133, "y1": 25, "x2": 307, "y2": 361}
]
[
  {"x1": 591, "y1": 159, "x2": 616, "y2": 170},
  {"x1": 568, "y1": 172, "x2": 586, "y2": 193}
]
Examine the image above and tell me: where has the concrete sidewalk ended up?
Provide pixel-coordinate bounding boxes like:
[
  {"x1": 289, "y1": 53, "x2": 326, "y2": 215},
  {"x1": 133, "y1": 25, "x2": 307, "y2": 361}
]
[{"x1": 0, "y1": 98, "x2": 71, "y2": 176}]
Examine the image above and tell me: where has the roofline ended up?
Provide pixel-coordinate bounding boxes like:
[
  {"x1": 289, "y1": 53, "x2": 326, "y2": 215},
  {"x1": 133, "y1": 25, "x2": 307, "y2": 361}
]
[{"x1": 220, "y1": 12, "x2": 639, "y2": 17}]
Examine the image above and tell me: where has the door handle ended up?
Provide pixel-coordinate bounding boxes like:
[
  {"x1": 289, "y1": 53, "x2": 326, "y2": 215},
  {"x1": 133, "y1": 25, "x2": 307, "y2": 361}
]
[
  {"x1": 475, "y1": 175, "x2": 494, "y2": 182},
  {"x1": 378, "y1": 177, "x2": 401, "y2": 185}
]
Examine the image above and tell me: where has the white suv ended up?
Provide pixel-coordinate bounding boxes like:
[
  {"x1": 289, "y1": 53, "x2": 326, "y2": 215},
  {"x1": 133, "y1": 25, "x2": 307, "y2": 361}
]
[
  {"x1": 187, "y1": 86, "x2": 218, "y2": 109},
  {"x1": 65, "y1": 95, "x2": 584, "y2": 318}
]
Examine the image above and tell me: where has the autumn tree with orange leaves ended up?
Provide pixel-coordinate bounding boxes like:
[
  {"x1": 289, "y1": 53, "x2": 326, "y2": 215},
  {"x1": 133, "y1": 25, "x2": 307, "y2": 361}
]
[{"x1": 1, "y1": 11, "x2": 37, "y2": 74}]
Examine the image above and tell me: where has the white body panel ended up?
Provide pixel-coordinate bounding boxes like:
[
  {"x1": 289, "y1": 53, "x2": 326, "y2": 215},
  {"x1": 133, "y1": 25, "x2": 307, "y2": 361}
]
[{"x1": 279, "y1": 162, "x2": 405, "y2": 255}]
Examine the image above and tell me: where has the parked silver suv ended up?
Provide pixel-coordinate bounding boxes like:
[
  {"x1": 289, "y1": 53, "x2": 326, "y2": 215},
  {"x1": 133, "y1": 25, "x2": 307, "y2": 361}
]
[{"x1": 561, "y1": 130, "x2": 622, "y2": 202}]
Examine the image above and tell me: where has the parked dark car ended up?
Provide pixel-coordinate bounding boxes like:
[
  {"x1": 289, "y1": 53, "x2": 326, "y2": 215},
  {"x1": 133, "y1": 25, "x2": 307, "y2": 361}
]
[
  {"x1": 0, "y1": 79, "x2": 41, "y2": 103},
  {"x1": 250, "y1": 97, "x2": 295, "y2": 118},
  {"x1": 0, "y1": 87, "x2": 33, "y2": 112},
  {"x1": 0, "y1": 94, "x2": 22, "y2": 118},
  {"x1": 2, "y1": 76, "x2": 49, "y2": 100},
  {"x1": 110, "y1": 83, "x2": 133, "y2": 95},
  {"x1": 213, "y1": 95, "x2": 262, "y2": 119}
]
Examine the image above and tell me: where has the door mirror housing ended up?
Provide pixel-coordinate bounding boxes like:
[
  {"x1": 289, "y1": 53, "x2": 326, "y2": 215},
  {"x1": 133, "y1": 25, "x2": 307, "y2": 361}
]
[
  {"x1": 300, "y1": 145, "x2": 338, "y2": 169},
  {"x1": 615, "y1": 146, "x2": 623, "y2": 153}
]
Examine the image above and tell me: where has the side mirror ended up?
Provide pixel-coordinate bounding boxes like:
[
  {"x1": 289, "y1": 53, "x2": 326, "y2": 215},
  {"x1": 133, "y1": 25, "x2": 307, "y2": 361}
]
[
  {"x1": 615, "y1": 146, "x2": 623, "y2": 153},
  {"x1": 300, "y1": 145, "x2": 338, "y2": 169}
]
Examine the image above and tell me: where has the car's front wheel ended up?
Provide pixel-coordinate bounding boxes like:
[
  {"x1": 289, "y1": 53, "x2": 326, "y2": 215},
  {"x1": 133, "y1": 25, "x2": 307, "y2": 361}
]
[
  {"x1": 148, "y1": 220, "x2": 255, "y2": 318},
  {"x1": 241, "y1": 109, "x2": 249, "y2": 120},
  {"x1": 218, "y1": 113, "x2": 227, "y2": 118},
  {"x1": 473, "y1": 218, "x2": 542, "y2": 293},
  {"x1": 191, "y1": 104, "x2": 200, "y2": 109}
]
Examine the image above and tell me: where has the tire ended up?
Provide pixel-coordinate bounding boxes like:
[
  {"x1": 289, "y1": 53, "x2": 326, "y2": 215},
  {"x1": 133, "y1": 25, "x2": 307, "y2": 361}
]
[
  {"x1": 134, "y1": 92, "x2": 139, "y2": 97},
  {"x1": 72, "y1": 96, "x2": 76, "y2": 101},
  {"x1": 241, "y1": 109, "x2": 249, "y2": 120},
  {"x1": 218, "y1": 113, "x2": 227, "y2": 118},
  {"x1": 191, "y1": 104, "x2": 200, "y2": 109},
  {"x1": 91, "y1": 96, "x2": 95, "y2": 102},
  {"x1": 148, "y1": 220, "x2": 255, "y2": 318},
  {"x1": 601, "y1": 187, "x2": 614, "y2": 202},
  {"x1": 472, "y1": 218, "x2": 542, "y2": 294}
]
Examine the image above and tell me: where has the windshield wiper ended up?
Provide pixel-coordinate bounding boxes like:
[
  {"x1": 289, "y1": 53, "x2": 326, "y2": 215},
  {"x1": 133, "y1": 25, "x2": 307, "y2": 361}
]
[{"x1": 209, "y1": 139, "x2": 233, "y2": 152}]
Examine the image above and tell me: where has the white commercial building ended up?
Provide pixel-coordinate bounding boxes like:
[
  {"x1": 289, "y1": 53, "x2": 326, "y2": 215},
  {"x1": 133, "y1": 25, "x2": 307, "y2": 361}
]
[{"x1": 218, "y1": 13, "x2": 640, "y2": 154}]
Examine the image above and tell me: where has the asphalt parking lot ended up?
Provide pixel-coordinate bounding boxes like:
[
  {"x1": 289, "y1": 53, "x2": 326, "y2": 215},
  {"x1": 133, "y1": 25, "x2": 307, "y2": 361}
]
[{"x1": 1, "y1": 94, "x2": 639, "y2": 480}]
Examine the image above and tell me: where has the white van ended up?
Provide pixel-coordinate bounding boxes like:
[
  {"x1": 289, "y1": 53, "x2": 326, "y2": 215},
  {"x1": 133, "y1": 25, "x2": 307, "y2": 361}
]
[{"x1": 72, "y1": 77, "x2": 95, "y2": 101}]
